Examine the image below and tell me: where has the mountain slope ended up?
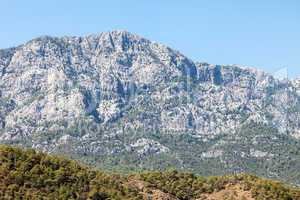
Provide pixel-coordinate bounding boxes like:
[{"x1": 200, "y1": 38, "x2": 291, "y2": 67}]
[
  {"x1": 1, "y1": 145, "x2": 300, "y2": 200},
  {"x1": 0, "y1": 31, "x2": 300, "y2": 184}
]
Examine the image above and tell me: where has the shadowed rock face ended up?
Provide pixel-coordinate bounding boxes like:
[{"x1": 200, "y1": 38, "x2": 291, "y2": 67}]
[{"x1": 0, "y1": 31, "x2": 300, "y2": 184}]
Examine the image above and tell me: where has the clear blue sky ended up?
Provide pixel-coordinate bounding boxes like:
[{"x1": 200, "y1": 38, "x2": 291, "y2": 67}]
[{"x1": 1, "y1": 0, "x2": 300, "y2": 78}]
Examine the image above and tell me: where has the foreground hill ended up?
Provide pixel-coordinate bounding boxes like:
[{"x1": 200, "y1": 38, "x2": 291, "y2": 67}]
[
  {"x1": 1, "y1": 145, "x2": 300, "y2": 200},
  {"x1": 0, "y1": 30, "x2": 300, "y2": 184}
]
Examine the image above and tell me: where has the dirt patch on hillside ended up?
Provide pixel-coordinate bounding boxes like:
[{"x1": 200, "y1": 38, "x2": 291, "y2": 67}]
[{"x1": 197, "y1": 185, "x2": 254, "y2": 200}]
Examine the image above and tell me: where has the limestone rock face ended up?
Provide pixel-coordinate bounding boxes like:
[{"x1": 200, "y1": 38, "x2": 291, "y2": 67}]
[{"x1": 0, "y1": 31, "x2": 300, "y2": 184}]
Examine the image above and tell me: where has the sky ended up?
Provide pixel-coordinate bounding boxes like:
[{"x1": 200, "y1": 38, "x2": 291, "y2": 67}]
[{"x1": 1, "y1": 0, "x2": 300, "y2": 78}]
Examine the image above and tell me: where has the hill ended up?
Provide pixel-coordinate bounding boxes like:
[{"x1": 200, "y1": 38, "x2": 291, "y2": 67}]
[{"x1": 1, "y1": 145, "x2": 300, "y2": 200}]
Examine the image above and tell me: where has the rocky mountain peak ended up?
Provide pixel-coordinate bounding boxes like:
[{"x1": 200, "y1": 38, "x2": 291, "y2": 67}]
[{"x1": 0, "y1": 31, "x2": 300, "y2": 185}]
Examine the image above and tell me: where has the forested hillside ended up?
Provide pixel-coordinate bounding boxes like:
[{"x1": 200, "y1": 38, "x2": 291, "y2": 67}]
[{"x1": 1, "y1": 145, "x2": 300, "y2": 200}]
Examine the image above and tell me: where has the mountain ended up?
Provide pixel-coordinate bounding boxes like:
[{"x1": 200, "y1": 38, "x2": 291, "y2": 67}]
[
  {"x1": 1, "y1": 145, "x2": 300, "y2": 200},
  {"x1": 0, "y1": 30, "x2": 300, "y2": 184}
]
